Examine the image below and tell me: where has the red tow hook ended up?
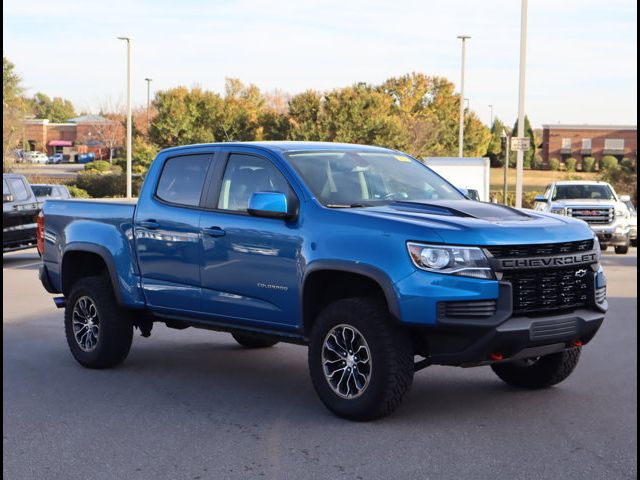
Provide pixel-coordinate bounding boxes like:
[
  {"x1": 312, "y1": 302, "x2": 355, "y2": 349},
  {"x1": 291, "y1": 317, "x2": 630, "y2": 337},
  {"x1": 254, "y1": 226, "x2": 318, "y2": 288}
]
[
  {"x1": 489, "y1": 352, "x2": 504, "y2": 361},
  {"x1": 573, "y1": 340, "x2": 583, "y2": 347}
]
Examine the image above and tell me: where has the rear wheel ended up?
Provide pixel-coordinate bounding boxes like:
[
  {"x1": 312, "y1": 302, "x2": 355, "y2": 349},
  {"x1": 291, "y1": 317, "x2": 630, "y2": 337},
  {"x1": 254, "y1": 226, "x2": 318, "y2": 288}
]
[
  {"x1": 491, "y1": 348, "x2": 581, "y2": 389},
  {"x1": 600, "y1": 244, "x2": 608, "y2": 251},
  {"x1": 231, "y1": 333, "x2": 278, "y2": 349},
  {"x1": 64, "y1": 275, "x2": 133, "y2": 369},
  {"x1": 308, "y1": 298, "x2": 413, "y2": 421}
]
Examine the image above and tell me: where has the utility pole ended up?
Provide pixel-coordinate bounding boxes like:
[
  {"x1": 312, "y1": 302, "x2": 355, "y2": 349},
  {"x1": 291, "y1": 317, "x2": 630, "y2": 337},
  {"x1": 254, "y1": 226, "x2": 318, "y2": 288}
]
[
  {"x1": 118, "y1": 36, "x2": 132, "y2": 199},
  {"x1": 145, "y1": 78, "x2": 152, "y2": 135},
  {"x1": 488, "y1": 104, "x2": 494, "y2": 126},
  {"x1": 515, "y1": 0, "x2": 528, "y2": 208},
  {"x1": 457, "y1": 35, "x2": 471, "y2": 158},
  {"x1": 501, "y1": 129, "x2": 509, "y2": 205}
]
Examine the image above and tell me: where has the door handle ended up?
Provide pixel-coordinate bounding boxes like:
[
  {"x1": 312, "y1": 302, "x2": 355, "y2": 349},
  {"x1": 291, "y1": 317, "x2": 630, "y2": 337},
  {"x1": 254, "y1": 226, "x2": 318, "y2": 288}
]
[
  {"x1": 139, "y1": 220, "x2": 160, "y2": 229},
  {"x1": 202, "y1": 226, "x2": 226, "y2": 237}
]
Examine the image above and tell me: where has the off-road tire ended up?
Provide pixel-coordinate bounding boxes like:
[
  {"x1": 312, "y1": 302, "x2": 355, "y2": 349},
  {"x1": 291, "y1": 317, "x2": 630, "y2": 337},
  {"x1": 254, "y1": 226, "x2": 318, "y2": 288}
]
[
  {"x1": 231, "y1": 333, "x2": 278, "y2": 348},
  {"x1": 64, "y1": 275, "x2": 133, "y2": 369},
  {"x1": 308, "y1": 297, "x2": 414, "y2": 421},
  {"x1": 491, "y1": 347, "x2": 581, "y2": 389}
]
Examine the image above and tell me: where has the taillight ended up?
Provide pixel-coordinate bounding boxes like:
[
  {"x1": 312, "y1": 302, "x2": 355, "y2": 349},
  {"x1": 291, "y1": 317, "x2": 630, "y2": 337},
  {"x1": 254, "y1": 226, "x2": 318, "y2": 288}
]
[{"x1": 37, "y1": 211, "x2": 45, "y2": 255}]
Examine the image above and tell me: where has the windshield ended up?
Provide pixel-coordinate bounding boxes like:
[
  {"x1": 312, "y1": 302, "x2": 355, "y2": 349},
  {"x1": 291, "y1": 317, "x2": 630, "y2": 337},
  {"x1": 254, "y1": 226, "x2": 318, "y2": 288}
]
[
  {"x1": 286, "y1": 151, "x2": 464, "y2": 206},
  {"x1": 552, "y1": 184, "x2": 615, "y2": 201},
  {"x1": 31, "y1": 186, "x2": 53, "y2": 197}
]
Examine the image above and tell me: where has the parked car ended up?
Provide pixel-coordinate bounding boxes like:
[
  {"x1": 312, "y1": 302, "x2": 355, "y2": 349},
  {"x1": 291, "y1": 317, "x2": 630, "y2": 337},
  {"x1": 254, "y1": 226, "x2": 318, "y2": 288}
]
[
  {"x1": 48, "y1": 153, "x2": 64, "y2": 164},
  {"x1": 38, "y1": 142, "x2": 606, "y2": 420},
  {"x1": 3, "y1": 174, "x2": 41, "y2": 253},
  {"x1": 31, "y1": 184, "x2": 72, "y2": 202},
  {"x1": 620, "y1": 195, "x2": 637, "y2": 247},
  {"x1": 23, "y1": 151, "x2": 49, "y2": 164},
  {"x1": 534, "y1": 180, "x2": 631, "y2": 254}
]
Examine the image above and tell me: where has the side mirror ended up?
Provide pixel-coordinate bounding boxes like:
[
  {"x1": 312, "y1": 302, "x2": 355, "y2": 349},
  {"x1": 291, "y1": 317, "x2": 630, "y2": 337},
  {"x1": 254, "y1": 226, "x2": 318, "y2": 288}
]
[
  {"x1": 3, "y1": 193, "x2": 14, "y2": 203},
  {"x1": 534, "y1": 195, "x2": 548, "y2": 203},
  {"x1": 619, "y1": 195, "x2": 631, "y2": 202},
  {"x1": 457, "y1": 187, "x2": 469, "y2": 198},
  {"x1": 248, "y1": 192, "x2": 293, "y2": 219}
]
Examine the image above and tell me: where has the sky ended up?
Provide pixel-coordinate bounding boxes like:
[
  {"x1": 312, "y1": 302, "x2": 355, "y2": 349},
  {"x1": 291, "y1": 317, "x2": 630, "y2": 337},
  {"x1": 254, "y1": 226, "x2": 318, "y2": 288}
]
[{"x1": 3, "y1": 0, "x2": 637, "y2": 128}]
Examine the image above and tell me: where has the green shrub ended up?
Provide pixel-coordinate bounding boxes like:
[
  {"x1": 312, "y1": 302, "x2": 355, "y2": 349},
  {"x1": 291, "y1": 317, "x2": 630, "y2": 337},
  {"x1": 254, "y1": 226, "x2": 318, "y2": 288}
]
[
  {"x1": 582, "y1": 157, "x2": 595, "y2": 172},
  {"x1": 84, "y1": 160, "x2": 112, "y2": 173},
  {"x1": 601, "y1": 155, "x2": 619, "y2": 171},
  {"x1": 73, "y1": 172, "x2": 125, "y2": 197},
  {"x1": 565, "y1": 158, "x2": 577, "y2": 172},
  {"x1": 490, "y1": 190, "x2": 542, "y2": 209},
  {"x1": 620, "y1": 158, "x2": 635, "y2": 173},
  {"x1": 549, "y1": 158, "x2": 561, "y2": 171},
  {"x1": 67, "y1": 185, "x2": 90, "y2": 198}
]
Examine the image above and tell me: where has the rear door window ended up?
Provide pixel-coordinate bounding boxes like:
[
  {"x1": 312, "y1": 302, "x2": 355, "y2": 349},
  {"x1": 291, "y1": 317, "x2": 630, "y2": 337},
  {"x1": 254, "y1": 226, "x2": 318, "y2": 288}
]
[{"x1": 156, "y1": 155, "x2": 211, "y2": 207}]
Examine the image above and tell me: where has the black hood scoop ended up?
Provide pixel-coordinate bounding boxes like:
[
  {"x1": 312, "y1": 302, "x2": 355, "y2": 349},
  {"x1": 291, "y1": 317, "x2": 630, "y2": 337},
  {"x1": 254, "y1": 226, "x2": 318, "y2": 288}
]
[{"x1": 391, "y1": 200, "x2": 533, "y2": 222}]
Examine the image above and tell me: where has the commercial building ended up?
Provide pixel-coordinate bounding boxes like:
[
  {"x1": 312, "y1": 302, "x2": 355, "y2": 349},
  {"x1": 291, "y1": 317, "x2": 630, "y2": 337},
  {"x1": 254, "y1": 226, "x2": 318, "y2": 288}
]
[
  {"x1": 542, "y1": 125, "x2": 637, "y2": 169},
  {"x1": 22, "y1": 115, "x2": 124, "y2": 160}
]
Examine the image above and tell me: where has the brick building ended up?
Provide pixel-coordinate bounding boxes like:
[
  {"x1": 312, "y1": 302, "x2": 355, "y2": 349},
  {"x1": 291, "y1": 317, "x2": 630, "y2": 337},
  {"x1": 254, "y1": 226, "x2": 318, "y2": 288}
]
[
  {"x1": 22, "y1": 115, "x2": 124, "y2": 160},
  {"x1": 542, "y1": 124, "x2": 637, "y2": 169}
]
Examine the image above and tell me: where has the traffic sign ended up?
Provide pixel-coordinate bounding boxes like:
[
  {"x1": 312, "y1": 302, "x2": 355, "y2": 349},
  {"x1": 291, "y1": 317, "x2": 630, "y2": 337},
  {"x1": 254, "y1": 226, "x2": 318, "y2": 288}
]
[{"x1": 510, "y1": 137, "x2": 530, "y2": 151}]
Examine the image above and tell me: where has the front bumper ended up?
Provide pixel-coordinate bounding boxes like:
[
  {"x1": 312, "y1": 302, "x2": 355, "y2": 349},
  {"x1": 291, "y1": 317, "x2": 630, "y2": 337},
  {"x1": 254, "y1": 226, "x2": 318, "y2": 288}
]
[
  {"x1": 591, "y1": 223, "x2": 630, "y2": 246},
  {"x1": 400, "y1": 268, "x2": 607, "y2": 367}
]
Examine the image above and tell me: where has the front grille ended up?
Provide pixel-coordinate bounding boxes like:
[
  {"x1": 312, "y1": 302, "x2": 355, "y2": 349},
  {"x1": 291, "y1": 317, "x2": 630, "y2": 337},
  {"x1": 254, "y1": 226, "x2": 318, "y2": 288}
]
[
  {"x1": 486, "y1": 239, "x2": 593, "y2": 258},
  {"x1": 503, "y1": 266, "x2": 590, "y2": 315},
  {"x1": 568, "y1": 207, "x2": 613, "y2": 224},
  {"x1": 439, "y1": 300, "x2": 497, "y2": 318}
]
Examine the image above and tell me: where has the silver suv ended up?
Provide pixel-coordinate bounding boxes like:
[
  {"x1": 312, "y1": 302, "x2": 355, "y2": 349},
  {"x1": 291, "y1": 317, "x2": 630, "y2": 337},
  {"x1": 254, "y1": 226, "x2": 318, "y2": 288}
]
[{"x1": 534, "y1": 181, "x2": 631, "y2": 254}]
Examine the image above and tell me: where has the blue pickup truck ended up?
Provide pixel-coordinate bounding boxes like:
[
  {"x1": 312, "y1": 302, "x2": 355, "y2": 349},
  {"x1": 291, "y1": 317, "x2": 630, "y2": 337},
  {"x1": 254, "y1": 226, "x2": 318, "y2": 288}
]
[{"x1": 38, "y1": 142, "x2": 607, "y2": 420}]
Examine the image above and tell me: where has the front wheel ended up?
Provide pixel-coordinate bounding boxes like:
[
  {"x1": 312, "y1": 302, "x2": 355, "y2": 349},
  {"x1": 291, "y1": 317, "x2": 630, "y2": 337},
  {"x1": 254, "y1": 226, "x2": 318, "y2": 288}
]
[
  {"x1": 308, "y1": 298, "x2": 414, "y2": 421},
  {"x1": 64, "y1": 275, "x2": 133, "y2": 369},
  {"x1": 491, "y1": 348, "x2": 581, "y2": 389},
  {"x1": 615, "y1": 243, "x2": 629, "y2": 254}
]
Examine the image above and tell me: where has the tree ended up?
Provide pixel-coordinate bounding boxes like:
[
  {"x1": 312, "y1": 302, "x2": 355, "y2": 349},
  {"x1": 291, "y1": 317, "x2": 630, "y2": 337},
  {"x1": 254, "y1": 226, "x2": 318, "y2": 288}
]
[
  {"x1": 28, "y1": 92, "x2": 76, "y2": 122},
  {"x1": 78, "y1": 113, "x2": 125, "y2": 163},
  {"x1": 485, "y1": 118, "x2": 506, "y2": 166},
  {"x1": 3, "y1": 56, "x2": 27, "y2": 168},
  {"x1": 220, "y1": 78, "x2": 264, "y2": 141},
  {"x1": 150, "y1": 86, "x2": 224, "y2": 148},
  {"x1": 288, "y1": 90, "x2": 324, "y2": 141},
  {"x1": 512, "y1": 116, "x2": 536, "y2": 168}
]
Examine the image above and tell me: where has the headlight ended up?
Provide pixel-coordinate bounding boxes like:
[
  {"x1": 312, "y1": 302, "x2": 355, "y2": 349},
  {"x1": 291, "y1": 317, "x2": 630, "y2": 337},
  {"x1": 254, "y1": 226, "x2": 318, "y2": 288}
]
[
  {"x1": 407, "y1": 242, "x2": 494, "y2": 279},
  {"x1": 615, "y1": 208, "x2": 628, "y2": 218},
  {"x1": 550, "y1": 207, "x2": 567, "y2": 215}
]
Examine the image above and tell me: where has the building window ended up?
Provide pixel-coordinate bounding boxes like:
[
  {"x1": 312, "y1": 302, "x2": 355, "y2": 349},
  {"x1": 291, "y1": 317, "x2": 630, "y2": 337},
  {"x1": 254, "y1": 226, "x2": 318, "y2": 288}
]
[
  {"x1": 603, "y1": 139, "x2": 624, "y2": 155},
  {"x1": 582, "y1": 139, "x2": 592, "y2": 150},
  {"x1": 560, "y1": 138, "x2": 572, "y2": 153}
]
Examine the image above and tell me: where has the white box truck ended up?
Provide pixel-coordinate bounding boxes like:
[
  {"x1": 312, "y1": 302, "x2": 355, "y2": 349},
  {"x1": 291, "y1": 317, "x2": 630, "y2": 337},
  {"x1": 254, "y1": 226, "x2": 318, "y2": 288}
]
[{"x1": 423, "y1": 157, "x2": 490, "y2": 202}]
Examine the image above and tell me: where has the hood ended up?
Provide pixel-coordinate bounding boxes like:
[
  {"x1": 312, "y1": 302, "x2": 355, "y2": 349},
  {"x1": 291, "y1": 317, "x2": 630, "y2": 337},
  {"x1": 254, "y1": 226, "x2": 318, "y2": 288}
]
[{"x1": 344, "y1": 200, "x2": 594, "y2": 246}]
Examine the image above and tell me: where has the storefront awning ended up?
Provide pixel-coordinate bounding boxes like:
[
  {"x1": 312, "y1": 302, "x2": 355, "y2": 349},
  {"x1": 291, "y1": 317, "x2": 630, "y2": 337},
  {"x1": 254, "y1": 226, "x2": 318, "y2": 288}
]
[{"x1": 48, "y1": 140, "x2": 73, "y2": 147}]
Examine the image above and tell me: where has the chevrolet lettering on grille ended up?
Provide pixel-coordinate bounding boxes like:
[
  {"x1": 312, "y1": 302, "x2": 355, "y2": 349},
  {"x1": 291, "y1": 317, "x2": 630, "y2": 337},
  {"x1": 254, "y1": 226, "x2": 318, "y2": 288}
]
[{"x1": 492, "y1": 251, "x2": 598, "y2": 270}]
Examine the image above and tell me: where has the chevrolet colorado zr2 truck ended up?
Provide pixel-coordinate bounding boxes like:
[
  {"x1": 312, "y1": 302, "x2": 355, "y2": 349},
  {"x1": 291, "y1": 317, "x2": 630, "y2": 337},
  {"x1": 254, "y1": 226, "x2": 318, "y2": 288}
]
[
  {"x1": 38, "y1": 142, "x2": 607, "y2": 420},
  {"x1": 534, "y1": 180, "x2": 632, "y2": 254}
]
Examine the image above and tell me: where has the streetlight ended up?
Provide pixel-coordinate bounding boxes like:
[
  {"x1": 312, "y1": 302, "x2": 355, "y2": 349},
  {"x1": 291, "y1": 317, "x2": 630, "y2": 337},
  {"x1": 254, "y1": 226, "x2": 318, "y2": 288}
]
[
  {"x1": 144, "y1": 78, "x2": 152, "y2": 135},
  {"x1": 117, "y1": 36, "x2": 132, "y2": 199},
  {"x1": 464, "y1": 98, "x2": 470, "y2": 110},
  {"x1": 488, "y1": 104, "x2": 494, "y2": 126},
  {"x1": 515, "y1": 0, "x2": 528, "y2": 208},
  {"x1": 501, "y1": 129, "x2": 510, "y2": 205},
  {"x1": 457, "y1": 35, "x2": 471, "y2": 158}
]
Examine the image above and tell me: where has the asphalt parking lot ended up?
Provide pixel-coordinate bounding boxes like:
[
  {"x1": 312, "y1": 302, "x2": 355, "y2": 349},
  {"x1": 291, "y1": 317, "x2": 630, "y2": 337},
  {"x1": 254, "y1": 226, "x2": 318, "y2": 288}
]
[{"x1": 3, "y1": 248, "x2": 637, "y2": 480}]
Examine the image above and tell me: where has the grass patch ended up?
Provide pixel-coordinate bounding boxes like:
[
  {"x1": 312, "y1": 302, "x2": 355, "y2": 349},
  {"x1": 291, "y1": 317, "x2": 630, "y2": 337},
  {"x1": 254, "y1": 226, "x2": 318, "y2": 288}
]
[{"x1": 490, "y1": 168, "x2": 599, "y2": 192}]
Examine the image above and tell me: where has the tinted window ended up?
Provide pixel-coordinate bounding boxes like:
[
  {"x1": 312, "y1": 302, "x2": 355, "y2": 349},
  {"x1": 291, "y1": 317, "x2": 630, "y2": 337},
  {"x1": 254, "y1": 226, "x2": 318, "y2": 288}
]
[
  {"x1": 8, "y1": 178, "x2": 30, "y2": 201},
  {"x1": 156, "y1": 155, "x2": 210, "y2": 207},
  {"x1": 552, "y1": 184, "x2": 614, "y2": 201},
  {"x1": 218, "y1": 154, "x2": 290, "y2": 211},
  {"x1": 3, "y1": 179, "x2": 9, "y2": 196},
  {"x1": 32, "y1": 186, "x2": 53, "y2": 197}
]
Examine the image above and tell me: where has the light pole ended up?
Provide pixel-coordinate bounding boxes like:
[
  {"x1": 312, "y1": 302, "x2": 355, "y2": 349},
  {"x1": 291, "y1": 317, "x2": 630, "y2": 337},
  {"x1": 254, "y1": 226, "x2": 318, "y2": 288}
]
[
  {"x1": 501, "y1": 129, "x2": 510, "y2": 205},
  {"x1": 515, "y1": 0, "x2": 528, "y2": 208},
  {"x1": 488, "y1": 104, "x2": 493, "y2": 126},
  {"x1": 457, "y1": 35, "x2": 470, "y2": 158},
  {"x1": 117, "y1": 36, "x2": 132, "y2": 199},
  {"x1": 144, "y1": 78, "x2": 152, "y2": 135}
]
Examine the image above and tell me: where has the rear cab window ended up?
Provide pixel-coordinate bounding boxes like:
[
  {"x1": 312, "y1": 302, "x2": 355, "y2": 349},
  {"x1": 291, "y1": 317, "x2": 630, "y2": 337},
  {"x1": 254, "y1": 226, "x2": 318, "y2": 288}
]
[
  {"x1": 156, "y1": 155, "x2": 211, "y2": 207},
  {"x1": 7, "y1": 178, "x2": 30, "y2": 201}
]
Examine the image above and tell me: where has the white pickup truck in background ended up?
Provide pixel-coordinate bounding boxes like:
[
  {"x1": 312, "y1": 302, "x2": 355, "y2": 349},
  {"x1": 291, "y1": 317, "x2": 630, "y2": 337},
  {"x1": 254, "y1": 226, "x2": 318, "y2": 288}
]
[{"x1": 534, "y1": 180, "x2": 632, "y2": 254}]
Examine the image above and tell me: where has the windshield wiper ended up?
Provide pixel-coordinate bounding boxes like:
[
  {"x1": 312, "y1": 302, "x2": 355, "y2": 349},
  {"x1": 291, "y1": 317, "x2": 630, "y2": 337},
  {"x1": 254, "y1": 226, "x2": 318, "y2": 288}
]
[{"x1": 326, "y1": 203, "x2": 372, "y2": 208}]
